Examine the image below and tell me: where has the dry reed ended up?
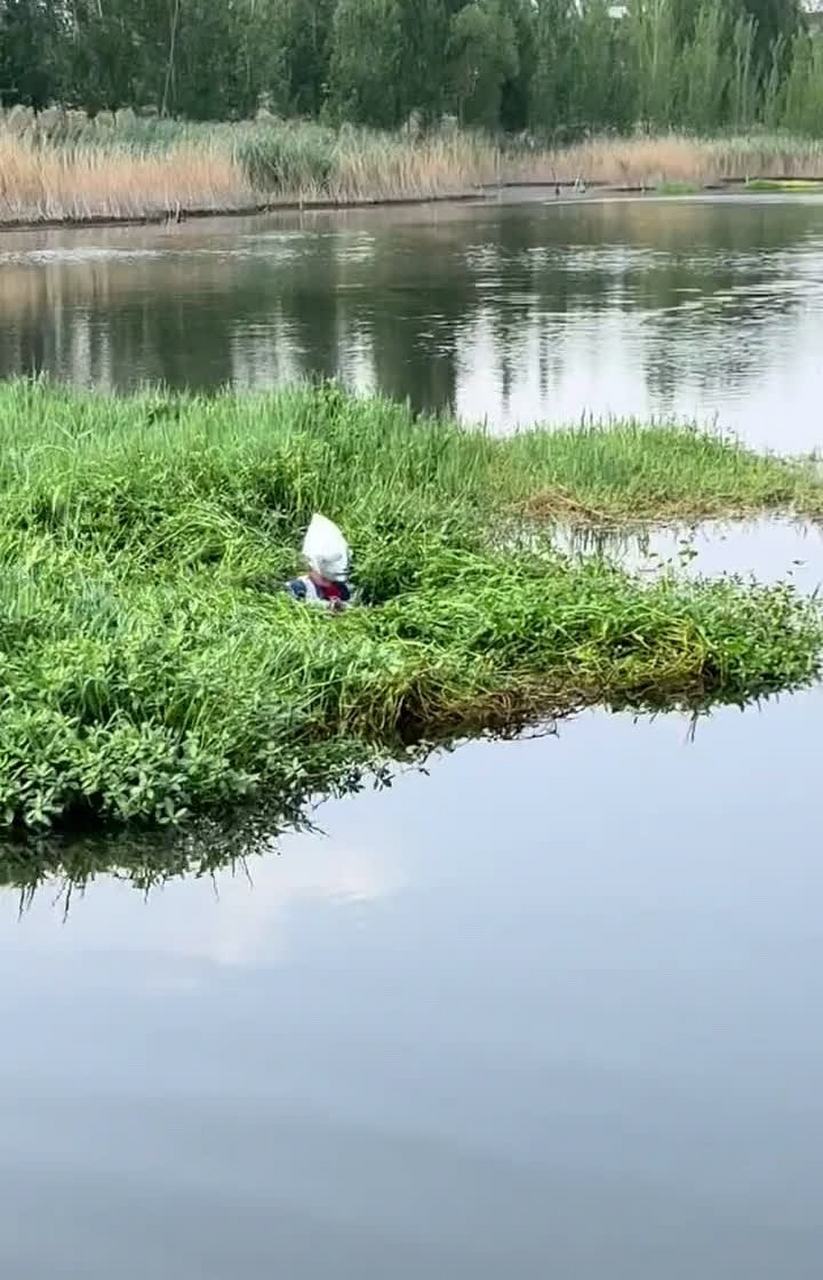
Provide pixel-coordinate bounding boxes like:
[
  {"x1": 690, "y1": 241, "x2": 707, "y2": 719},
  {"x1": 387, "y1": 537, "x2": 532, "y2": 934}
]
[
  {"x1": 0, "y1": 135, "x2": 250, "y2": 223},
  {"x1": 330, "y1": 132, "x2": 501, "y2": 200},
  {"x1": 2, "y1": 123, "x2": 823, "y2": 227},
  {"x1": 516, "y1": 133, "x2": 823, "y2": 187}
]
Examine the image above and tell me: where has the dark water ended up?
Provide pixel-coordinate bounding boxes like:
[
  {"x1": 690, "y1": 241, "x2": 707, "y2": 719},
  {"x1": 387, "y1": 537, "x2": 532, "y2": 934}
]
[
  {"x1": 2, "y1": 193, "x2": 823, "y2": 446},
  {"x1": 3, "y1": 198, "x2": 823, "y2": 1276}
]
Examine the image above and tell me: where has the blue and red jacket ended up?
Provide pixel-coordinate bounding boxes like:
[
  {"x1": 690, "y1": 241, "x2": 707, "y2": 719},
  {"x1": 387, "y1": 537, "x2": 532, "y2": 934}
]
[{"x1": 286, "y1": 576, "x2": 352, "y2": 605}]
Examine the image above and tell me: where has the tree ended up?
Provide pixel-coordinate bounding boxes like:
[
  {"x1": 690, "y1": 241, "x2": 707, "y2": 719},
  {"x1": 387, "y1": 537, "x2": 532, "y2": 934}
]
[
  {"x1": 628, "y1": 0, "x2": 681, "y2": 129},
  {"x1": 397, "y1": 0, "x2": 451, "y2": 122},
  {"x1": 169, "y1": 0, "x2": 248, "y2": 118},
  {"x1": 498, "y1": 0, "x2": 534, "y2": 131},
  {"x1": 274, "y1": 0, "x2": 335, "y2": 116},
  {"x1": 529, "y1": 0, "x2": 579, "y2": 134},
  {"x1": 60, "y1": 0, "x2": 166, "y2": 113},
  {"x1": 741, "y1": 0, "x2": 803, "y2": 68},
  {"x1": 781, "y1": 28, "x2": 823, "y2": 133},
  {"x1": 328, "y1": 0, "x2": 403, "y2": 126},
  {"x1": 574, "y1": 0, "x2": 634, "y2": 132},
  {"x1": 681, "y1": 0, "x2": 731, "y2": 131},
  {"x1": 0, "y1": 0, "x2": 815, "y2": 138},
  {"x1": 234, "y1": 0, "x2": 291, "y2": 117},
  {"x1": 729, "y1": 9, "x2": 759, "y2": 127},
  {"x1": 448, "y1": 0, "x2": 518, "y2": 128},
  {"x1": 0, "y1": 0, "x2": 62, "y2": 107}
]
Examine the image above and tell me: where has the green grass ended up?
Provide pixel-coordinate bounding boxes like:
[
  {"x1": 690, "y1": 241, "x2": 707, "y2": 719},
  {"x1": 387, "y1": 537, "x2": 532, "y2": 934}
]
[
  {"x1": 0, "y1": 378, "x2": 821, "y2": 834},
  {"x1": 655, "y1": 180, "x2": 700, "y2": 195},
  {"x1": 745, "y1": 177, "x2": 823, "y2": 192},
  {"x1": 235, "y1": 123, "x2": 337, "y2": 193},
  {"x1": 505, "y1": 421, "x2": 823, "y2": 522}
]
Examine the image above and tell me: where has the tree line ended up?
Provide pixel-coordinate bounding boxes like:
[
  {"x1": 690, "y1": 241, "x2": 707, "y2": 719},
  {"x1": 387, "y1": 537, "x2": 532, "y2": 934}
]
[{"x1": 1, "y1": 0, "x2": 821, "y2": 135}]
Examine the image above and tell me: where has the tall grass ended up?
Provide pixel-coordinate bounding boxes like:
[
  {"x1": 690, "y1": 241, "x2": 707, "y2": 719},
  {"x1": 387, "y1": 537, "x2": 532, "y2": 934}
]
[
  {"x1": 0, "y1": 379, "x2": 821, "y2": 833},
  {"x1": 529, "y1": 133, "x2": 823, "y2": 187},
  {"x1": 2, "y1": 110, "x2": 823, "y2": 224},
  {"x1": 0, "y1": 115, "x2": 501, "y2": 223},
  {"x1": 0, "y1": 132, "x2": 244, "y2": 223}
]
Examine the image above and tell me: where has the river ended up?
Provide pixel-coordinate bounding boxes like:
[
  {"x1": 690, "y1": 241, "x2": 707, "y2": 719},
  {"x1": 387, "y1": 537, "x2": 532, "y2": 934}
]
[
  {"x1": 2, "y1": 192, "x2": 823, "y2": 446},
  {"x1": 2, "y1": 194, "x2": 823, "y2": 1278}
]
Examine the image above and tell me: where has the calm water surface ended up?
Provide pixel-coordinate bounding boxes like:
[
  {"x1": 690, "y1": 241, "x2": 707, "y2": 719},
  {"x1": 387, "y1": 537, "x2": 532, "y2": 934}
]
[
  {"x1": 2, "y1": 193, "x2": 823, "y2": 446},
  {"x1": 2, "y1": 196, "x2": 823, "y2": 1276},
  {"x1": 3, "y1": 690, "x2": 823, "y2": 1278}
]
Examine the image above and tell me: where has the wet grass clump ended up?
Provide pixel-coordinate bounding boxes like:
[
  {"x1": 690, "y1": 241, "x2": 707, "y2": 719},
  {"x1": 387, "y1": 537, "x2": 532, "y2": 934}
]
[
  {"x1": 0, "y1": 379, "x2": 821, "y2": 832},
  {"x1": 745, "y1": 178, "x2": 823, "y2": 193},
  {"x1": 655, "y1": 180, "x2": 700, "y2": 195},
  {"x1": 506, "y1": 421, "x2": 823, "y2": 523}
]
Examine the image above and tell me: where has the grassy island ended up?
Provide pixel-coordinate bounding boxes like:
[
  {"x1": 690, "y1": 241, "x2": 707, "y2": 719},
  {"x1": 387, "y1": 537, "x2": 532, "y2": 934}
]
[{"x1": 0, "y1": 379, "x2": 821, "y2": 832}]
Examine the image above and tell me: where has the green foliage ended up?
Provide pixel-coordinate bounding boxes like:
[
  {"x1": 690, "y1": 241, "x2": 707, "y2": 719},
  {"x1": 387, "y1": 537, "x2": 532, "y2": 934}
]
[
  {"x1": 782, "y1": 31, "x2": 823, "y2": 135},
  {"x1": 497, "y1": 0, "x2": 534, "y2": 131},
  {"x1": 0, "y1": 380, "x2": 821, "y2": 833},
  {"x1": 398, "y1": 0, "x2": 451, "y2": 122},
  {"x1": 236, "y1": 122, "x2": 336, "y2": 192},
  {"x1": 0, "y1": 0, "x2": 822, "y2": 138},
  {"x1": 0, "y1": 0, "x2": 61, "y2": 108},
  {"x1": 526, "y1": 0, "x2": 823, "y2": 141},
  {"x1": 448, "y1": 0, "x2": 519, "y2": 128},
  {"x1": 273, "y1": 0, "x2": 335, "y2": 117},
  {"x1": 680, "y1": 0, "x2": 731, "y2": 133},
  {"x1": 729, "y1": 12, "x2": 760, "y2": 129},
  {"x1": 328, "y1": 0, "x2": 403, "y2": 126},
  {"x1": 575, "y1": 0, "x2": 634, "y2": 132},
  {"x1": 629, "y1": 0, "x2": 681, "y2": 130},
  {"x1": 742, "y1": 0, "x2": 803, "y2": 68},
  {"x1": 529, "y1": 0, "x2": 579, "y2": 133}
]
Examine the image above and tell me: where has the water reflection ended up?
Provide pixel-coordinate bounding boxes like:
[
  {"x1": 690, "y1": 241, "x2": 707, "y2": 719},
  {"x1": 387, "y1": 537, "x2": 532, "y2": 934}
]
[
  {"x1": 2, "y1": 691, "x2": 823, "y2": 1278},
  {"x1": 0, "y1": 694, "x2": 777, "y2": 901},
  {"x1": 4, "y1": 838, "x2": 404, "y2": 969},
  {"x1": 563, "y1": 516, "x2": 823, "y2": 594},
  {"x1": 2, "y1": 195, "x2": 823, "y2": 447}
]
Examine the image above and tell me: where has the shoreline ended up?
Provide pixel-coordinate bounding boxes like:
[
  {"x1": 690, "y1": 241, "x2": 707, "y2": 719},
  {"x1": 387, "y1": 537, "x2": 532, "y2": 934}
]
[
  {"x1": 2, "y1": 177, "x2": 822, "y2": 237},
  {"x1": 0, "y1": 188, "x2": 491, "y2": 236},
  {"x1": 3, "y1": 127, "x2": 823, "y2": 237}
]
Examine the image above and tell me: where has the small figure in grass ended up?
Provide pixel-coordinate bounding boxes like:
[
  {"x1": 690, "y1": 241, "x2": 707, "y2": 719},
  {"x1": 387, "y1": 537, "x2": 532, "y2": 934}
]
[{"x1": 286, "y1": 513, "x2": 353, "y2": 611}]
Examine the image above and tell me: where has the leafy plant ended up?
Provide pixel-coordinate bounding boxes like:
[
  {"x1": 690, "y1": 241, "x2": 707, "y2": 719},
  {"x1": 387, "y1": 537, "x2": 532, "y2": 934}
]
[{"x1": 0, "y1": 378, "x2": 820, "y2": 833}]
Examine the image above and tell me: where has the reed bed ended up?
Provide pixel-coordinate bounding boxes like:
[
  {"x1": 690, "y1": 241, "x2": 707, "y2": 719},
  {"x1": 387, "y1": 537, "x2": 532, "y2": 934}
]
[
  {"x1": 0, "y1": 379, "x2": 821, "y2": 834},
  {"x1": 0, "y1": 118, "x2": 501, "y2": 223},
  {"x1": 0, "y1": 132, "x2": 251, "y2": 223},
  {"x1": 528, "y1": 133, "x2": 823, "y2": 187},
  {"x1": 2, "y1": 111, "x2": 823, "y2": 225}
]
